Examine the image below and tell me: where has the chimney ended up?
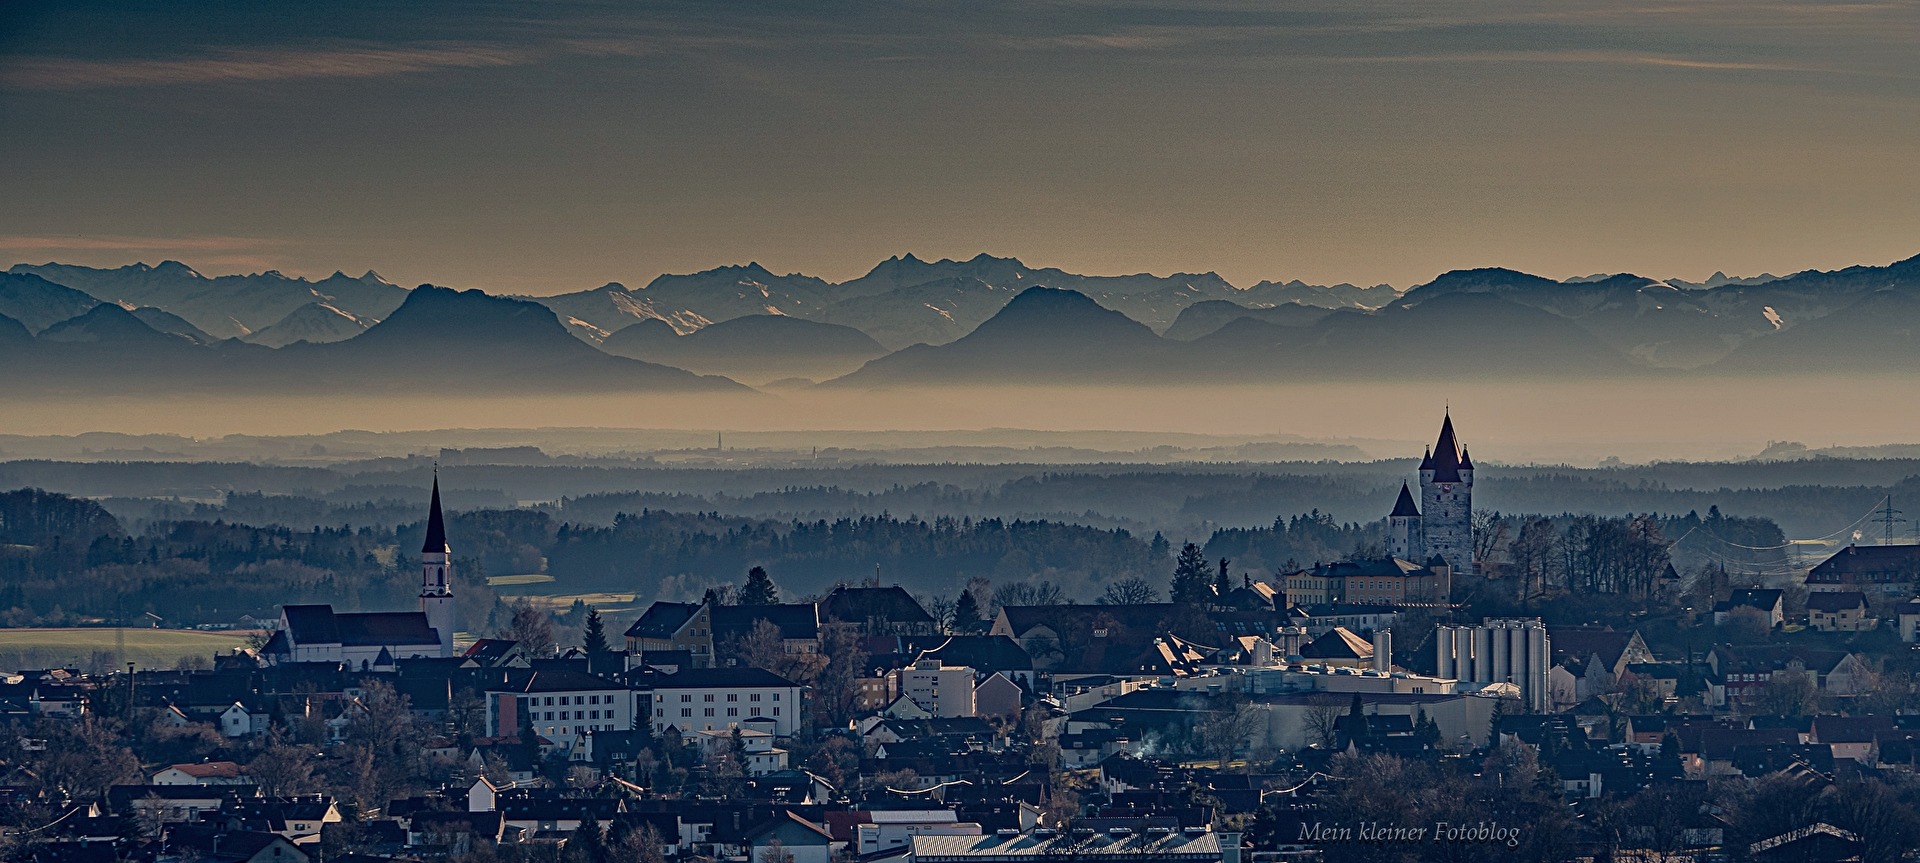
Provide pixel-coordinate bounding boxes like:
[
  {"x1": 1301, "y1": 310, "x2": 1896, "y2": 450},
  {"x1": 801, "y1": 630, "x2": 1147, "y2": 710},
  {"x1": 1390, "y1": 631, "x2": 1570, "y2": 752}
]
[{"x1": 1372, "y1": 629, "x2": 1391, "y2": 673}]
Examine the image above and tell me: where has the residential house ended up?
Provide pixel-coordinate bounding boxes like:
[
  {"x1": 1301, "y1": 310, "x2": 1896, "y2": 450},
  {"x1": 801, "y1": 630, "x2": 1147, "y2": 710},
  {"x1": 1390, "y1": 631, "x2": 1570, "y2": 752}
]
[
  {"x1": 819, "y1": 586, "x2": 937, "y2": 635},
  {"x1": 1713, "y1": 589, "x2": 1785, "y2": 628},
  {"x1": 152, "y1": 762, "x2": 252, "y2": 787},
  {"x1": 712, "y1": 604, "x2": 822, "y2": 660},
  {"x1": 623, "y1": 602, "x2": 712, "y2": 666},
  {"x1": 1806, "y1": 591, "x2": 1874, "y2": 633},
  {"x1": 1899, "y1": 600, "x2": 1920, "y2": 643},
  {"x1": 744, "y1": 811, "x2": 834, "y2": 863},
  {"x1": 974, "y1": 673, "x2": 1023, "y2": 720},
  {"x1": 1547, "y1": 627, "x2": 1655, "y2": 701},
  {"x1": 693, "y1": 728, "x2": 789, "y2": 775},
  {"x1": 1705, "y1": 645, "x2": 1876, "y2": 708},
  {"x1": 1810, "y1": 716, "x2": 1895, "y2": 762}
]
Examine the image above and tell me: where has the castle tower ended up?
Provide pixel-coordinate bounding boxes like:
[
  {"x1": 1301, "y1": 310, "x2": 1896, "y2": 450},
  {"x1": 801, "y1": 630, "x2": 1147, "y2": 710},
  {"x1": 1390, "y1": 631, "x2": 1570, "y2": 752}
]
[
  {"x1": 420, "y1": 471, "x2": 455, "y2": 658},
  {"x1": 1418, "y1": 413, "x2": 1474, "y2": 574},
  {"x1": 1387, "y1": 481, "x2": 1423, "y2": 562}
]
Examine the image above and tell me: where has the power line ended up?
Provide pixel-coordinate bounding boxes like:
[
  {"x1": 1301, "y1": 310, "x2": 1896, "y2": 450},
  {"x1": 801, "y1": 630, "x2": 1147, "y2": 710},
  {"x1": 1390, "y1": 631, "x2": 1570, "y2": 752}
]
[{"x1": 1674, "y1": 498, "x2": 1889, "y2": 552}]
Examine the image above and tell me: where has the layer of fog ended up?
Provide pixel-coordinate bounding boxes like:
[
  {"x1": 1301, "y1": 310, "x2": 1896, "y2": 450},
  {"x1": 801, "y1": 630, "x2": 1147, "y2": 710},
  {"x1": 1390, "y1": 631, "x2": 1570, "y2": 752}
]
[{"x1": 0, "y1": 375, "x2": 1901, "y2": 466}]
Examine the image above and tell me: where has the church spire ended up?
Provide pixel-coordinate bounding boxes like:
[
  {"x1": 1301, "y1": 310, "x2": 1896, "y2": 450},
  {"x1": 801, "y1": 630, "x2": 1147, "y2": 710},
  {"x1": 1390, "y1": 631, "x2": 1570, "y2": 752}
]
[
  {"x1": 422, "y1": 469, "x2": 448, "y2": 554},
  {"x1": 1390, "y1": 481, "x2": 1421, "y2": 517},
  {"x1": 1430, "y1": 414, "x2": 1465, "y2": 483}
]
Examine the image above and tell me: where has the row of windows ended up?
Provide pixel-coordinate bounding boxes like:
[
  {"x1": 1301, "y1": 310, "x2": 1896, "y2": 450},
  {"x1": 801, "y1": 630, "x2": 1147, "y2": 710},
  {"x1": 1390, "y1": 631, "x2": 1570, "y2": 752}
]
[
  {"x1": 667, "y1": 692, "x2": 780, "y2": 703},
  {"x1": 659, "y1": 706, "x2": 778, "y2": 718},
  {"x1": 536, "y1": 709, "x2": 617, "y2": 721},
  {"x1": 529, "y1": 694, "x2": 616, "y2": 707},
  {"x1": 542, "y1": 723, "x2": 618, "y2": 737}
]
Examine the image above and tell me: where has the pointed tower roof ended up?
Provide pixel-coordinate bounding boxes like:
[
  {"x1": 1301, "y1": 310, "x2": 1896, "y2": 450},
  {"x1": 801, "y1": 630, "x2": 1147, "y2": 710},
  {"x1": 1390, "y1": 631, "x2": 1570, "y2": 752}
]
[
  {"x1": 1430, "y1": 414, "x2": 1465, "y2": 483},
  {"x1": 422, "y1": 472, "x2": 448, "y2": 553},
  {"x1": 1460, "y1": 448, "x2": 1474, "y2": 471},
  {"x1": 1390, "y1": 482, "x2": 1420, "y2": 518},
  {"x1": 1419, "y1": 447, "x2": 1434, "y2": 471}
]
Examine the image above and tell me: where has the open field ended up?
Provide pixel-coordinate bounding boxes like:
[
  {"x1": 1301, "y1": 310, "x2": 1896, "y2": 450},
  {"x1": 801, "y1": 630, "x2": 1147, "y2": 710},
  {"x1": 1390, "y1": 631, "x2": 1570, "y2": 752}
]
[
  {"x1": 516, "y1": 593, "x2": 639, "y2": 612},
  {"x1": 0, "y1": 627, "x2": 258, "y2": 671},
  {"x1": 486, "y1": 574, "x2": 555, "y2": 587}
]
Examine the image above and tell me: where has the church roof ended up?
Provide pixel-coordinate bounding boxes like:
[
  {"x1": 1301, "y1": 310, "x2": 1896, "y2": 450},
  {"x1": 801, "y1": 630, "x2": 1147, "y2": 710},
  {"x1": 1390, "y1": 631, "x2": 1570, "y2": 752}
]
[
  {"x1": 1459, "y1": 448, "x2": 1474, "y2": 472},
  {"x1": 1430, "y1": 414, "x2": 1466, "y2": 483},
  {"x1": 422, "y1": 473, "x2": 448, "y2": 554},
  {"x1": 1418, "y1": 447, "x2": 1433, "y2": 471},
  {"x1": 1390, "y1": 482, "x2": 1420, "y2": 518},
  {"x1": 281, "y1": 604, "x2": 440, "y2": 648}
]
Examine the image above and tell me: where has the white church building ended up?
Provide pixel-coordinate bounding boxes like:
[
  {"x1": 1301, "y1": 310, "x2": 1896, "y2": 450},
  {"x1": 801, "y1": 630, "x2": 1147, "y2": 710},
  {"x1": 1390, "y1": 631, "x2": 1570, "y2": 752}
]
[{"x1": 263, "y1": 473, "x2": 458, "y2": 666}]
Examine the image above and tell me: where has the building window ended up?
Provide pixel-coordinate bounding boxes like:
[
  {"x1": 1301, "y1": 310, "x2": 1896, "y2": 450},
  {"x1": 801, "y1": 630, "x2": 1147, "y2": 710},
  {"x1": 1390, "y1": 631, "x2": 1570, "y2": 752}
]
[
  {"x1": 681, "y1": 708, "x2": 691, "y2": 718},
  {"x1": 772, "y1": 707, "x2": 780, "y2": 716},
  {"x1": 704, "y1": 708, "x2": 715, "y2": 717},
  {"x1": 727, "y1": 693, "x2": 738, "y2": 702},
  {"x1": 681, "y1": 694, "x2": 691, "y2": 702},
  {"x1": 704, "y1": 694, "x2": 715, "y2": 702},
  {"x1": 751, "y1": 707, "x2": 762, "y2": 717},
  {"x1": 728, "y1": 707, "x2": 739, "y2": 717},
  {"x1": 544, "y1": 697, "x2": 554, "y2": 706},
  {"x1": 750, "y1": 693, "x2": 761, "y2": 702}
]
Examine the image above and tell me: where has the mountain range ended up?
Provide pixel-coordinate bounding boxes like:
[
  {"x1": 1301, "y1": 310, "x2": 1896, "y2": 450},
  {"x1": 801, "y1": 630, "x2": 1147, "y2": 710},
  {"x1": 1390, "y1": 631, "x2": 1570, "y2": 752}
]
[{"x1": 2, "y1": 251, "x2": 1917, "y2": 393}]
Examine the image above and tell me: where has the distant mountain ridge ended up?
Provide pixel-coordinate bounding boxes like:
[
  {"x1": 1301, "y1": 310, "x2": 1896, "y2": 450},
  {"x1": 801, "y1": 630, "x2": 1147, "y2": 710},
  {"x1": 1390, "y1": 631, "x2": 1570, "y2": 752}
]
[
  {"x1": 10, "y1": 251, "x2": 1920, "y2": 391},
  {"x1": 7, "y1": 261, "x2": 406, "y2": 338},
  {"x1": 0, "y1": 286, "x2": 750, "y2": 396}
]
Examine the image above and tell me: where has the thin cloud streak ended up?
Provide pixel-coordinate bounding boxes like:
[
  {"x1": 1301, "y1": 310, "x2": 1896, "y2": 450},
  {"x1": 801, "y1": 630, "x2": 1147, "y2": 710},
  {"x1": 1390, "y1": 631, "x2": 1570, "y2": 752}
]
[
  {"x1": 0, "y1": 43, "x2": 530, "y2": 91},
  {"x1": 0, "y1": 234, "x2": 291, "y2": 253}
]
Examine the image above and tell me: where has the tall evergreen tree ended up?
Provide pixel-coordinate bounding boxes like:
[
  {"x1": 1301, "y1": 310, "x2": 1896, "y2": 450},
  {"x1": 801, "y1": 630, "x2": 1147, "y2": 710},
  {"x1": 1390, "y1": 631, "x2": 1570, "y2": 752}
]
[
  {"x1": 952, "y1": 588, "x2": 982, "y2": 630},
  {"x1": 1215, "y1": 558, "x2": 1231, "y2": 598},
  {"x1": 1170, "y1": 542, "x2": 1213, "y2": 604},
  {"x1": 584, "y1": 607, "x2": 608, "y2": 654},
  {"x1": 740, "y1": 566, "x2": 780, "y2": 606}
]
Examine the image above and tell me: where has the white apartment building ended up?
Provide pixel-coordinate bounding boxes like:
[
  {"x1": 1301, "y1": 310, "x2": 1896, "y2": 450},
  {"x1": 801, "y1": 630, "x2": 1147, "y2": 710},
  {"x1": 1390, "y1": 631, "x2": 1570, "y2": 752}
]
[
  {"x1": 485, "y1": 670, "x2": 643, "y2": 751},
  {"x1": 897, "y1": 659, "x2": 977, "y2": 718},
  {"x1": 649, "y1": 667, "x2": 805, "y2": 737}
]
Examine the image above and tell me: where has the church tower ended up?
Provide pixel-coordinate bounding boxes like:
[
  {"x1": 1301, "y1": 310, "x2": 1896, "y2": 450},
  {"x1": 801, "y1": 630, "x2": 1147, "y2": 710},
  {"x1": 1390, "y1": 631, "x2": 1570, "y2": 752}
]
[
  {"x1": 1418, "y1": 413, "x2": 1474, "y2": 574},
  {"x1": 420, "y1": 471, "x2": 456, "y2": 658}
]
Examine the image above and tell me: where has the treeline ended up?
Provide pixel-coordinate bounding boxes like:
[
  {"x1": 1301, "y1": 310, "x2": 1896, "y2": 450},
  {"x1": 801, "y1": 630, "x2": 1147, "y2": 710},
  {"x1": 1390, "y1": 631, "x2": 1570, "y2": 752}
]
[
  {"x1": 545, "y1": 510, "x2": 1163, "y2": 601},
  {"x1": 1201, "y1": 510, "x2": 1386, "y2": 575},
  {"x1": 8, "y1": 456, "x2": 1915, "y2": 542},
  {"x1": 0, "y1": 484, "x2": 1800, "y2": 630}
]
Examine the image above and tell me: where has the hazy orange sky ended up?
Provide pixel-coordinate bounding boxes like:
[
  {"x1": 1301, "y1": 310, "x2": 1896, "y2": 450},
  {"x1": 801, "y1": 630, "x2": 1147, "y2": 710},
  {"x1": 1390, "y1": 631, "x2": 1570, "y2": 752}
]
[{"x1": 4, "y1": 0, "x2": 1918, "y2": 293}]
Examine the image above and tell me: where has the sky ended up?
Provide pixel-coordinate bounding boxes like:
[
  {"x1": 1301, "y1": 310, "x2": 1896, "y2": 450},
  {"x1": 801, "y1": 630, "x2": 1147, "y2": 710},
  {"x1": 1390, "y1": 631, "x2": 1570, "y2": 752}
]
[{"x1": 4, "y1": 0, "x2": 1919, "y2": 295}]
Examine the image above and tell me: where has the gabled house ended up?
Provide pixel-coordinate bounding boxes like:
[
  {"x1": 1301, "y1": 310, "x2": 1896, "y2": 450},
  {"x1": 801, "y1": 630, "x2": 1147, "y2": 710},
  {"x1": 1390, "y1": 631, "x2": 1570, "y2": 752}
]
[
  {"x1": 623, "y1": 601, "x2": 711, "y2": 665},
  {"x1": 742, "y1": 811, "x2": 834, "y2": 863},
  {"x1": 712, "y1": 604, "x2": 822, "y2": 657},
  {"x1": 1806, "y1": 591, "x2": 1874, "y2": 632},
  {"x1": 1807, "y1": 543, "x2": 1920, "y2": 597},
  {"x1": 152, "y1": 762, "x2": 251, "y2": 787},
  {"x1": 1705, "y1": 645, "x2": 1875, "y2": 707},
  {"x1": 819, "y1": 586, "x2": 937, "y2": 635},
  {"x1": 1714, "y1": 589, "x2": 1785, "y2": 628},
  {"x1": 1547, "y1": 626, "x2": 1655, "y2": 700},
  {"x1": 1897, "y1": 600, "x2": 1920, "y2": 643}
]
